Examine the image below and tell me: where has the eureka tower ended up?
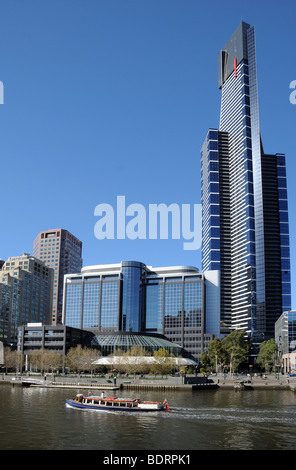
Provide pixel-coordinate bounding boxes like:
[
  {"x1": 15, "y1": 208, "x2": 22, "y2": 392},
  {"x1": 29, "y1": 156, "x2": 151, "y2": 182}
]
[{"x1": 201, "y1": 22, "x2": 291, "y2": 345}]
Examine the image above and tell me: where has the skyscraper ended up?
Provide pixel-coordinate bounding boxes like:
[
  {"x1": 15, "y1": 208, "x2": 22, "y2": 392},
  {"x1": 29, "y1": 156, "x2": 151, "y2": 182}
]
[
  {"x1": 201, "y1": 22, "x2": 291, "y2": 345},
  {"x1": 33, "y1": 229, "x2": 83, "y2": 325},
  {"x1": 0, "y1": 254, "x2": 53, "y2": 343}
]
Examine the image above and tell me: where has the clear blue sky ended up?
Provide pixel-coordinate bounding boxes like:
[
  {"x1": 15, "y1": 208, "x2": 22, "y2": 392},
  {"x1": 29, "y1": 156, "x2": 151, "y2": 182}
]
[{"x1": 0, "y1": 0, "x2": 295, "y2": 307}]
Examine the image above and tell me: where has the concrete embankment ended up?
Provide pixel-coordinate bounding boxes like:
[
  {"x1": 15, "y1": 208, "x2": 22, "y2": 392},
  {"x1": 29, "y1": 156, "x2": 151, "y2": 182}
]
[
  {"x1": 1, "y1": 374, "x2": 296, "y2": 392},
  {"x1": 209, "y1": 376, "x2": 296, "y2": 391}
]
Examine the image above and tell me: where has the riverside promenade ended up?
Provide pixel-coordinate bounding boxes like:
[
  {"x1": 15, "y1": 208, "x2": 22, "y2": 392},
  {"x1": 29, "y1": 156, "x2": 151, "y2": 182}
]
[
  {"x1": 208, "y1": 373, "x2": 296, "y2": 391},
  {"x1": 2, "y1": 372, "x2": 296, "y2": 392}
]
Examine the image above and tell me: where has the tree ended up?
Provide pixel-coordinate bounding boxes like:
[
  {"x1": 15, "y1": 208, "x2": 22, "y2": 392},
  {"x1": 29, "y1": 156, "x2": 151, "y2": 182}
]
[
  {"x1": 49, "y1": 351, "x2": 64, "y2": 372},
  {"x1": 151, "y1": 348, "x2": 174, "y2": 376},
  {"x1": 256, "y1": 339, "x2": 278, "y2": 372},
  {"x1": 221, "y1": 330, "x2": 250, "y2": 374},
  {"x1": 29, "y1": 349, "x2": 48, "y2": 374},
  {"x1": 31, "y1": 349, "x2": 63, "y2": 373},
  {"x1": 122, "y1": 345, "x2": 149, "y2": 376},
  {"x1": 3, "y1": 347, "x2": 21, "y2": 373},
  {"x1": 65, "y1": 345, "x2": 100, "y2": 375},
  {"x1": 80, "y1": 347, "x2": 100, "y2": 376},
  {"x1": 199, "y1": 351, "x2": 211, "y2": 372},
  {"x1": 207, "y1": 337, "x2": 226, "y2": 373}
]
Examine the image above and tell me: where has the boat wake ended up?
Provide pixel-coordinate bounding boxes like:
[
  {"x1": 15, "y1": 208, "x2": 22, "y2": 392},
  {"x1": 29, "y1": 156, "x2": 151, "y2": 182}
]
[{"x1": 164, "y1": 406, "x2": 296, "y2": 424}]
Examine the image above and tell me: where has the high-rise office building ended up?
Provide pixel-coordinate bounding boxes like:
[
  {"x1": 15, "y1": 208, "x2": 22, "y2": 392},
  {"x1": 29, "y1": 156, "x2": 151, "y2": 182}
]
[
  {"x1": 62, "y1": 261, "x2": 219, "y2": 359},
  {"x1": 0, "y1": 282, "x2": 12, "y2": 344},
  {"x1": 0, "y1": 254, "x2": 53, "y2": 344},
  {"x1": 33, "y1": 229, "x2": 83, "y2": 325},
  {"x1": 201, "y1": 22, "x2": 291, "y2": 344}
]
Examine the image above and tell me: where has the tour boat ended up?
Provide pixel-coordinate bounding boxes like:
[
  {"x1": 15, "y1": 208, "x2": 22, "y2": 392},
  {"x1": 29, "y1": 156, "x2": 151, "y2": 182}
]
[{"x1": 66, "y1": 392, "x2": 170, "y2": 412}]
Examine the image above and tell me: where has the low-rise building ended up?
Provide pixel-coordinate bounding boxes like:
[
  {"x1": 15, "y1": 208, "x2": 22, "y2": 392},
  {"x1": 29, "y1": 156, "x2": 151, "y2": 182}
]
[
  {"x1": 17, "y1": 323, "x2": 93, "y2": 356},
  {"x1": 275, "y1": 310, "x2": 296, "y2": 373}
]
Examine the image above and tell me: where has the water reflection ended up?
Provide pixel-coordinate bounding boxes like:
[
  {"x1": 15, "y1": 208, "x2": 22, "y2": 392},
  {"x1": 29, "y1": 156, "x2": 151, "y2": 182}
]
[
  {"x1": 0, "y1": 385, "x2": 296, "y2": 450},
  {"x1": 223, "y1": 424, "x2": 255, "y2": 450}
]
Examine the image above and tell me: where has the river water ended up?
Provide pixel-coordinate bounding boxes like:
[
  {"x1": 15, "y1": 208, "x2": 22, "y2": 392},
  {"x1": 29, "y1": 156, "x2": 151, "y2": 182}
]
[{"x1": 0, "y1": 384, "x2": 295, "y2": 451}]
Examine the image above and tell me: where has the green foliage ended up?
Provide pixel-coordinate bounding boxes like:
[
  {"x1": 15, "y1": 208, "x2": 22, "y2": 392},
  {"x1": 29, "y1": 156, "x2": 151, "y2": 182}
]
[
  {"x1": 200, "y1": 330, "x2": 250, "y2": 373},
  {"x1": 65, "y1": 345, "x2": 100, "y2": 374},
  {"x1": 256, "y1": 339, "x2": 278, "y2": 372},
  {"x1": 207, "y1": 337, "x2": 225, "y2": 373},
  {"x1": 199, "y1": 351, "x2": 212, "y2": 372},
  {"x1": 29, "y1": 348, "x2": 63, "y2": 373},
  {"x1": 221, "y1": 330, "x2": 250, "y2": 373},
  {"x1": 150, "y1": 348, "x2": 174, "y2": 376},
  {"x1": 3, "y1": 347, "x2": 22, "y2": 372},
  {"x1": 114, "y1": 345, "x2": 150, "y2": 375}
]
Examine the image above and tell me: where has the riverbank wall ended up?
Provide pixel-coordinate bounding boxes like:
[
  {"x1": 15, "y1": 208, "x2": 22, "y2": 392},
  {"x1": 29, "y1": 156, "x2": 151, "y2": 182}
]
[{"x1": 2, "y1": 374, "x2": 296, "y2": 392}]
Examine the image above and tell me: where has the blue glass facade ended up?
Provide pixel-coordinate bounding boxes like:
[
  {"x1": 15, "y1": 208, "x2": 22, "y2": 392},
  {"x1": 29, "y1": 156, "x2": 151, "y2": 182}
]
[
  {"x1": 145, "y1": 274, "x2": 203, "y2": 330},
  {"x1": 164, "y1": 281, "x2": 183, "y2": 329},
  {"x1": 0, "y1": 283, "x2": 11, "y2": 342},
  {"x1": 63, "y1": 262, "x2": 216, "y2": 358},
  {"x1": 218, "y1": 40, "x2": 257, "y2": 335},
  {"x1": 276, "y1": 154, "x2": 291, "y2": 313},
  {"x1": 64, "y1": 275, "x2": 121, "y2": 331},
  {"x1": 247, "y1": 27, "x2": 264, "y2": 310},
  {"x1": 183, "y1": 280, "x2": 203, "y2": 327},
  {"x1": 101, "y1": 281, "x2": 120, "y2": 329},
  {"x1": 145, "y1": 280, "x2": 163, "y2": 331},
  {"x1": 201, "y1": 129, "x2": 221, "y2": 272},
  {"x1": 154, "y1": 274, "x2": 204, "y2": 356},
  {"x1": 82, "y1": 281, "x2": 100, "y2": 328},
  {"x1": 121, "y1": 261, "x2": 145, "y2": 332},
  {"x1": 64, "y1": 281, "x2": 82, "y2": 329},
  {"x1": 202, "y1": 22, "x2": 291, "y2": 342}
]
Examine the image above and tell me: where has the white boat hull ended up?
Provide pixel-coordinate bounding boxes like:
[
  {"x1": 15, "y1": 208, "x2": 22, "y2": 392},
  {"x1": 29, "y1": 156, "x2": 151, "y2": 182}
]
[{"x1": 65, "y1": 395, "x2": 169, "y2": 412}]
